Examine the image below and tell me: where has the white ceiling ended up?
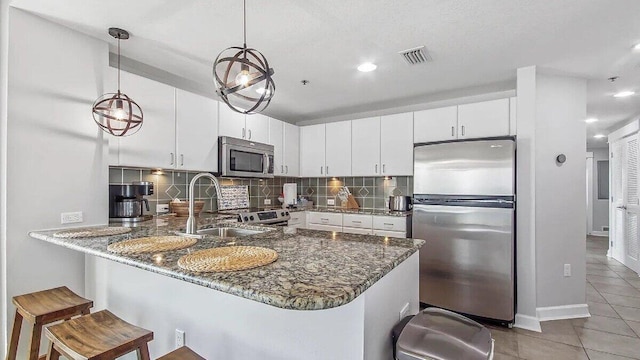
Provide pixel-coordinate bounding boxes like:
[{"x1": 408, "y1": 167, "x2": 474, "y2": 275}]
[{"x1": 9, "y1": 0, "x2": 640, "y2": 146}]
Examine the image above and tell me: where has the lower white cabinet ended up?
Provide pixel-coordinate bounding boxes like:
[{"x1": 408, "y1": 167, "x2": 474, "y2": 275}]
[
  {"x1": 304, "y1": 212, "x2": 410, "y2": 238},
  {"x1": 288, "y1": 211, "x2": 306, "y2": 228},
  {"x1": 373, "y1": 216, "x2": 409, "y2": 232},
  {"x1": 343, "y1": 214, "x2": 373, "y2": 229},
  {"x1": 343, "y1": 227, "x2": 374, "y2": 235},
  {"x1": 307, "y1": 212, "x2": 342, "y2": 226},
  {"x1": 373, "y1": 230, "x2": 407, "y2": 238}
]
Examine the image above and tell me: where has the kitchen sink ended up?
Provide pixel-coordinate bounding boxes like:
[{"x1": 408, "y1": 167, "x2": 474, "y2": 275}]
[{"x1": 196, "y1": 227, "x2": 264, "y2": 238}]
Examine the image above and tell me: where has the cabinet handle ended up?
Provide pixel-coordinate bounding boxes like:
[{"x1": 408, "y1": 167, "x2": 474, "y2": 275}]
[
  {"x1": 461, "y1": 125, "x2": 465, "y2": 136},
  {"x1": 375, "y1": 164, "x2": 378, "y2": 173},
  {"x1": 170, "y1": 152, "x2": 174, "y2": 165},
  {"x1": 320, "y1": 166, "x2": 323, "y2": 175},
  {"x1": 286, "y1": 165, "x2": 289, "y2": 174},
  {"x1": 281, "y1": 165, "x2": 284, "y2": 174},
  {"x1": 451, "y1": 126, "x2": 455, "y2": 137},
  {"x1": 384, "y1": 222, "x2": 393, "y2": 226},
  {"x1": 248, "y1": 129, "x2": 252, "y2": 139},
  {"x1": 351, "y1": 220, "x2": 361, "y2": 224},
  {"x1": 326, "y1": 166, "x2": 329, "y2": 174},
  {"x1": 242, "y1": 128, "x2": 246, "y2": 139},
  {"x1": 180, "y1": 154, "x2": 184, "y2": 166},
  {"x1": 383, "y1": 164, "x2": 386, "y2": 173}
]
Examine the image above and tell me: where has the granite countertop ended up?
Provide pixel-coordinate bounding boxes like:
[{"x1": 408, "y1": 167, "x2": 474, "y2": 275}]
[
  {"x1": 288, "y1": 207, "x2": 412, "y2": 217},
  {"x1": 29, "y1": 215, "x2": 424, "y2": 311}
]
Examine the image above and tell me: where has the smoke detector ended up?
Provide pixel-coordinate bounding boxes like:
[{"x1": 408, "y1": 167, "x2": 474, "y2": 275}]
[{"x1": 398, "y1": 46, "x2": 432, "y2": 65}]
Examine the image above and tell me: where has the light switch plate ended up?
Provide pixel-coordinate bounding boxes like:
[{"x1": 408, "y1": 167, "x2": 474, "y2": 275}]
[
  {"x1": 61, "y1": 212, "x2": 83, "y2": 224},
  {"x1": 327, "y1": 198, "x2": 336, "y2": 206},
  {"x1": 264, "y1": 199, "x2": 271, "y2": 205},
  {"x1": 157, "y1": 204, "x2": 169, "y2": 214}
]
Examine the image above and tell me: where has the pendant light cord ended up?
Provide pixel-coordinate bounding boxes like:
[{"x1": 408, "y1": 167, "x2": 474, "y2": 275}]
[
  {"x1": 117, "y1": 36, "x2": 121, "y2": 93},
  {"x1": 243, "y1": 0, "x2": 247, "y2": 49}
]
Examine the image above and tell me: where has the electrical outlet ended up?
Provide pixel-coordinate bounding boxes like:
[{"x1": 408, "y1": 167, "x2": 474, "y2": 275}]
[
  {"x1": 264, "y1": 198, "x2": 271, "y2": 205},
  {"x1": 564, "y1": 264, "x2": 571, "y2": 277},
  {"x1": 61, "y1": 212, "x2": 83, "y2": 224},
  {"x1": 327, "y1": 198, "x2": 336, "y2": 206},
  {"x1": 157, "y1": 204, "x2": 170, "y2": 214},
  {"x1": 399, "y1": 303, "x2": 410, "y2": 320},
  {"x1": 175, "y1": 329, "x2": 185, "y2": 348}
]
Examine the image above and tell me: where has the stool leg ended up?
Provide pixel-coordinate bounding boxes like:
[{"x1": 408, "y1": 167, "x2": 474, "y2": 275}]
[
  {"x1": 28, "y1": 323, "x2": 43, "y2": 360},
  {"x1": 45, "y1": 342, "x2": 60, "y2": 360},
  {"x1": 136, "y1": 344, "x2": 151, "y2": 360},
  {"x1": 6, "y1": 310, "x2": 23, "y2": 360}
]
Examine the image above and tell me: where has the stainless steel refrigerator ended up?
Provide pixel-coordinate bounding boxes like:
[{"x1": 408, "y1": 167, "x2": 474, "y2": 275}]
[{"x1": 413, "y1": 137, "x2": 515, "y2": 324}]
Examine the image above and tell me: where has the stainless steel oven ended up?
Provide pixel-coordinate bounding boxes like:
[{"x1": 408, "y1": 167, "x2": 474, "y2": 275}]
[{"x1": 219, "y1": 136, "x2": 274, "y2": 178}]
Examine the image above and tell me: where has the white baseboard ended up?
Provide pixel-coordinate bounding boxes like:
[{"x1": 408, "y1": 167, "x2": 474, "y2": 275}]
[
  {"x1": 590, "y1": 231, "x2": 609, "y2": 237},
  {"x1": 536, "y1": 304, "x2": 590, "y2": 322},
  {"x1": 514, "y1": 313, "x2": 541, "y2": 332}
]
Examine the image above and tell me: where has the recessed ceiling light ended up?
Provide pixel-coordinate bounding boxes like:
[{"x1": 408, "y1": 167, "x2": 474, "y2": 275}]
[
  {"x1": 634, "y1": 43, "x2": 640, "y2": 51},
  {"x1": 593, "y1": 134, "x2": 606, "y2": 139},
  {"x1": 614, "y1": 91, "x2": 635, "y2": 98},
  {"x1": 585, "y1": 118, "x2": 598, "y2": 123},
  {"x1": 357, "y1": 62, "x2": 377, "y2": 72}
]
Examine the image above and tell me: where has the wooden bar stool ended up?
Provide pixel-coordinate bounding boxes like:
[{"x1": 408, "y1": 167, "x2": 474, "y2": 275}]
[
  {"x1": 157, "y1": 346, "x2": 205, "y2": 360},
  {"x1": 7, "y1": 286, "x2": 93, "y2": 360},
  {"x1": 44, "y1": 309, "x2": 153, "y2": 360}
]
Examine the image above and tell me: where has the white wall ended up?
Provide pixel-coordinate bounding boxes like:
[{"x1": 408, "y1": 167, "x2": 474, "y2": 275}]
[
  {"x1": 2, "y1": 9, "x2": 108, "y2": 358},
  {"x1": 533, "y1": 72, "x2": 587, "y2": 309},
  {"x1": 588, "y1": 148, "x2": 609, "y2": 233},
  {"x1": 0, "y1": 0, "x2": 10, "y2": 352}
]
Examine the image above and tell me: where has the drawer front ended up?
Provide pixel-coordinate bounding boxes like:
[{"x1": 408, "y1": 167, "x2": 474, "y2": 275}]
[
  {"x1": 288, "y1": 212, "x2": 306, "y2": 225},
  {"x1": 342, "y1": 214, "x2": 373, "y2": 229},
  {"x1": 307, "y1": 212, "x2": 342, "y2": 226},
  {"x1": 307, "y1": 224, "x2": 343, "y2": 232},
  {"x1": 343, "y1": 227, "x2": 374, "y2": 235},
  {"x1": 373, "y1": 230, "x2": 407, "y2": 238},
  {"x1": 373, "y1": 216, "x2": 407, "y2": 232}
]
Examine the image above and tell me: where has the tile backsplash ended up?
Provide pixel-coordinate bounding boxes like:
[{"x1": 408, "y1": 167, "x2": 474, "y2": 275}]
[{"x1": 109, "y1": 167, "x2": 413, "y2": 214}]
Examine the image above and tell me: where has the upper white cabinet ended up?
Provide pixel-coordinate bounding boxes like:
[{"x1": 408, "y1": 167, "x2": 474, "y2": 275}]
[
  {"x1": 413, "y1": 99, "x2": 512, "y2": 143},
  {"x1": 300, "y1": 124, "x2": 326, "y2": 177},
  {"x1": 112, "y1": 72, "x2": 219, "y2": 171},
  {"x1": 116, "y1": 71, "x2": 176, "y2": 168},
  {"x1": 352, "y1": 117, "x2": 381, "y2": 176},
  {"x1": 175, "y1": 89, "x2": 218, "y2": 172},
  {"x1": 457, "y1": 98, "x2": 510, "y2": 139},
  {"x1": 325, "y1": 121, "x2": 352, "y2": 177},
  {"x1": 218, "y1": 105, "x2": 269, "y2": 143},
  {"x1": 414, "y1": 106, "x2": 458, "y2": 143},
  {"x1": 269, "y1": 118, "x2": 284, "y2": 175},
  {"x1": 380, "y1": 113, "x2": 413, "y2": 176},
  {"x1": 283, "y1": 122, "x2": 300, "y2": 177}
]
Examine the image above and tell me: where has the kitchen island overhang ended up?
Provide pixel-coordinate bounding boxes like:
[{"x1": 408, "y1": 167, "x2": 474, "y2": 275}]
[{"x1": 29, "y1": 216, "x2": 424, "y2": 359}]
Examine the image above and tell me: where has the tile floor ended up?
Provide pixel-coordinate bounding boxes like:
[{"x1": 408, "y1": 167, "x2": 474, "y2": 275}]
[{"x1": 491, "y1": 236, "x2": 640, "y2": 359}]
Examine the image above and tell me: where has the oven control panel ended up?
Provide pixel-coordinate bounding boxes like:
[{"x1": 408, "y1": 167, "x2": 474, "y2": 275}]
[{"x1": 238, "y1": 210, "x2": 291, "y2": 224}]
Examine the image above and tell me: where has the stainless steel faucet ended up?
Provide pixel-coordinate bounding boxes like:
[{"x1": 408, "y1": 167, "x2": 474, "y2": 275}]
[{"x1": 185, "y1": 173, "x2": 222, "y2": 234}]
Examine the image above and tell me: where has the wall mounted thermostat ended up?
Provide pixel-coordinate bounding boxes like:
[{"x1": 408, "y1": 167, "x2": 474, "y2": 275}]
[{"x1": 556, "y1": 154, "x2": 567, "y2": 164}]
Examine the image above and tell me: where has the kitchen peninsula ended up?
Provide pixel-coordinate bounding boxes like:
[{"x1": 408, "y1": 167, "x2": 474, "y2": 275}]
[{"x1": 29, "y1": 215, "x2": 423, "y2": 360}]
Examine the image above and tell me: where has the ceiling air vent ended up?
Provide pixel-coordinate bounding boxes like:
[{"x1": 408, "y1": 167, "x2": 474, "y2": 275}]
[{"x1": 399, "y1": 46, "x2": 432, "y2": 65}]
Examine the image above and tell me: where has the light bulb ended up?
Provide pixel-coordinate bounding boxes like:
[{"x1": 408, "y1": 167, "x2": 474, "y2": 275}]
[
  {"x1": 235, "y1": 69, "x2": 251, "y2": 87},
  {"x1": 112, "y1": 108, "x2": 127, "y2": 120}
]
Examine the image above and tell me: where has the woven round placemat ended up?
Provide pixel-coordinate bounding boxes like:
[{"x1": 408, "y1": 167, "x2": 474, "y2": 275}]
[
  {"x1": 107, "y1": 236, "x2": 197, "y2": 254},
  {"x1": 53, "y1": 227, "x2": 132, "y2": 239},
  {"x1": 178, "y1": 246, "x2": 278, "y2": 272}
]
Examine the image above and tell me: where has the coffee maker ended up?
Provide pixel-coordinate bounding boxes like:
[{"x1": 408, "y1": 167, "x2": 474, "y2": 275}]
[{"x1": 109, "y1": 181, "x2": 154, "y2": 223}]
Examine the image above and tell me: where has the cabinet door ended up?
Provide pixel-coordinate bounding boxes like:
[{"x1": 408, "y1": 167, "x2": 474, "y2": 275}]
[
  {"x1": 175, "y1": 89, "x2": 218, "y2": 172},
  {"x1": 269, "y1": 118, "x2": 284, "y2": 175},
  {"x1": 380, "y1": 112, "x2": 414, "y2": 175},
  {"x1": 117, "y1": 71, "x2": 176, "y2": 168},
  {"x1": 218, "y1": 104, "x2": 246, "y2": 139},
  {"x1": 245, "y1": 113, "x2": 270, "y2": 143},
  {"x1": 414, "y1": 106, "x2": 458, "y2": 143},
  {"x1": 300, "y1": 124, "x2": 326, "y2": 177},
  {"x1": 283, "y1": 122, "x2": 300, "y2": 177},
  {"x1": 457, "y1": 98, "x2": 510, "y2": 139},
  {"x1": 325, "y1": 121, "x2": 352, "y2": 176},
  {"x1": 351, "y1": 117, "x2": 381, "y2": 176}
]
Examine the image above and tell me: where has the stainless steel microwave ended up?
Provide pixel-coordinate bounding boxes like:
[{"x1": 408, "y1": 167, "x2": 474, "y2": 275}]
[{"x1": 219, "y1": 136, "x2": 274, "y2": 178}]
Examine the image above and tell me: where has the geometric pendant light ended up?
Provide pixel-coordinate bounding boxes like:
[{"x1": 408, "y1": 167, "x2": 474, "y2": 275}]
[
  {"x1": 92, "y1": 28, "x2": 143, "y2": 136},
  {"x1": 213, "y1": 0, "x2": 275, "y2": 114}
]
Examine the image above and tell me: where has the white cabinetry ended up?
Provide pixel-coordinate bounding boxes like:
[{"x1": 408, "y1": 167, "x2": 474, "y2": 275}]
[
  {"x1": 116, "y1": 71, "x2": 176, "y2": 168},
  {"x1": 380, "y1": 113, "x2": 413, "y2": 176},
  {"x1": 305, "y1": 212, "x2": 409, "y2": 237},
  {"x1": 269, "y1": 118, "x2": 284, "y2": 175},
  {"x1": 307, "y1": 212, "x2": 342, "y2": 232},
  {"x1": 300, "y1": 124, "x2": 326, "y2": 177},
  {"x1": 342, "y1": 214, "x2": 373, "y2": 235},
  {"x1": 325, "y1": 121, "x2": 352, "y2": 177},
  {"x1": 457, "y1": 98, "x2": 510, "y2": 139},
  {"x1": 352, "y1": 117, "x2": 381, "y2": 176},
  {"x1": 287, "y1": 211, "x2": 306, "y2": 229},
  {"x1": 414, "y1": 106, "x2": 458, "y2": 143},
  {"x1": 283, "y1": 123, "x2": 300, "y2": 177},
  {"x1": 218, "y1": 105, "x2": 269, "y2": 143},
  {"x1": 372, "y1": 215, "x2": 411, "y2": 238},
  {"x1": 175, "y1": 89, "x2": 218, "y2": 171},
  {"x1": 113, "y1": 72, "x2": 219, "y2": 171}
]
